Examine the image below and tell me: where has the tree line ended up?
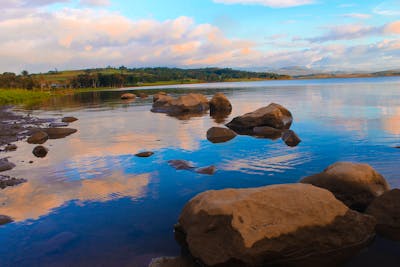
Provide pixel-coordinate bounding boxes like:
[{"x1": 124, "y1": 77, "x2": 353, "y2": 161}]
[{"x1": 0, "y1": 67, "x2": 291, "y2": 90}]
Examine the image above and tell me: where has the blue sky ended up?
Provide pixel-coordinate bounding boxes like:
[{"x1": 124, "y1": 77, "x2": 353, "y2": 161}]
[{"x1": 0, "y1": 0, "x2": 399, "y2": 72}]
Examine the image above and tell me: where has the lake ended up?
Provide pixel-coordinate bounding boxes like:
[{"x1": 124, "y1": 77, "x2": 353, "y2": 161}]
[{"x1": 0, "y1": 77, "x2": 399, "y2": 266}]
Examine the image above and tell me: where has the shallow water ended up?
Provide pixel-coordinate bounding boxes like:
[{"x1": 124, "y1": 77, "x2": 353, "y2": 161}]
[{"x1": 0, "y1": 77, "x2": 399, "y2": 266}]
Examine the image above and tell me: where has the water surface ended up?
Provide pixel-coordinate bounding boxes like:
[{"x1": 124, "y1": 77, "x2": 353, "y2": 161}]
[{"x1": 1, "y1": 77, "x2": 399, "y2": 266}]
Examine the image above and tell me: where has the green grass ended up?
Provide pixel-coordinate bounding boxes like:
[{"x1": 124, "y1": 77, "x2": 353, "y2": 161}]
[{"x1": 0, "y1": 89, "x2": 51, "y2": 106}]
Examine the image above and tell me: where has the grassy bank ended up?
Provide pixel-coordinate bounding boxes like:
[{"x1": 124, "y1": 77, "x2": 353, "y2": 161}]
[{"x1": 0, "y1": 89, "x2": 51, "y2": 106}]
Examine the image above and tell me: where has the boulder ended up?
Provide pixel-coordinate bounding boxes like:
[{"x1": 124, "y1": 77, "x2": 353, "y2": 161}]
[
  {"x1": 253, "y1": 126, "x2": 282, "y2": 139},
  {"x1": 33, "y1": 146, "x2": 48, "y2": 158},
  {"x1": 61, "y1": 116, "x2": 78, "y2": 123},
  {"x1": 0, "y1": 215, "x2": 13, "y2": 226},
  {"x1": 168, "y1": 160, "x2": 195, "y2": 170},
  {"x1": 195, "y1": 165, "x2": 216, "y2": 175},
  {"x1": 43, "y1": 128, "x2": 77, "y2": 139},
  {"x1": 176, "y1": 184, "x2": 376, "y2": 267},
  {"x1": 366, "y1": 189, "x2": 400, "y2": 240},
  {"x1": 135, "y1": 151, "x2": 154, "y2": 158},
  {"x1": 152, "y1": 93, "x2": 209, "y2": 115},
  {"x1": 27, "y1": 131, "x2": 48, "y2": 144},
  {"x1": 206, "y1": 127, "x2": 236, "y2": 143},
  {"x1": 0, "y1": 175, "x2": 26, "y2": 189},
  {"x1": 209, "y1": 93, "x2": 232, "y2": 114},
  {"x1": 121, "y1": 93, "x2": 136, "y2": 100},
  {"x1": 0, "y1": 158, "x2": 15, "y2": 172},
  {"x1": 226, "y1": 103, "x2": 293, "y2": 134},
  {"x1": 300, "y1": 162, "x2": 390, "y2": 211},
  {"x1": 282, "y1": 130, "x2": 301, "y2": 147}
]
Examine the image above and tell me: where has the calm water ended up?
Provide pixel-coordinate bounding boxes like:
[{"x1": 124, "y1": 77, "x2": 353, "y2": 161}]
[{"x1": 0, "y1": 77, "x2": 400, "y2": 267}]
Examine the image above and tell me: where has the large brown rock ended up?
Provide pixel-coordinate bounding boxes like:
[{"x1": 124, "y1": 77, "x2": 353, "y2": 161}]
[
  {"x1": 152, "y1": 93, "x2": 209, "y2": 115},
  {"x1": 206, "y1": 127, "x2": 236, "y2": 143},
  {"x1": 209, "y1": 93, "x2": 232, "y2": 113},
  {"x1": 43, "y1": 128, "x2": 77, "y2": 139},
  {"x1": 226, "y1": 103, "x2": 293, "y2": 134},
  {"x1": 366, "y1": 189, "x2": 400, "y2": 240},
  {"x1": 27, "y1": 131, "x2": 48, "y2": 144},
  {"x1": 177, "y1": 184, "x2": 375, "y2": 267},
  {"x1": 300, "y1": 162, "x2": 390, "y2": 211}
]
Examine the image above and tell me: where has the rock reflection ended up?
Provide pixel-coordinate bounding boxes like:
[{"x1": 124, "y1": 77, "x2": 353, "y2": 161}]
[{"x1": 0, "y1": 172, "x2": 151, "y2": 222}]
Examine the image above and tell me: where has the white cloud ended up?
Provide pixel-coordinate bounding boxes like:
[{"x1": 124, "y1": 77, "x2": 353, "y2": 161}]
[
  {"x1": 342, "y1": 13, "x2": 372, "y2": 19},
  {"x1": 213, "y1": 0, "x2": 314, "y2": 8},
  {"x1": 79, "y1": 0, "x2": 110, "y2": 7}
]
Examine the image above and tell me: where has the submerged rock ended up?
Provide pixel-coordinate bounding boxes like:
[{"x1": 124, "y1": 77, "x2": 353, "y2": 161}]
[
  {"x1": 135, "y1": 151, "x2": 154, "y2": 158},
  {"x1": 206, "y1": 127, "x2": 236, "y2": 143},
  {"x1": 0, "y1": 158, "x2": 16, "y2": 172},
  {"x1": 121, "y1": 93, "x2": 136, "y2": 100},
  {"x1": 0, "y1": 175, "x2": 27, "y2": 189},
  {"x1": 195, "y1": 165, "x2": 216, "y2": 175},
  {"x1": 282, "y1": 129, "x2": 301, "y2": 147},
  {"x1": 209, "y1": 93, "x2": 232, "y2": 114},
  {"x1": 27, "y1": 131, "x2": 48, "y2": 144},
  {"x1": 168, "y1": 160, "x2": 195, "y2": 170},
  {"x1": 152, "y1": 93, "x2": 209, "y2": 115},
  {"x1": 253, "y1": 126, "x2": 282, "y2": 139},
  {"x1": 49, "y1": 122, "x2": 69, "y2": 127},
  {"x1": 226, "y1": 103, "x2": 293, "y2": 134},
  {"x1": 33, "y1": 146, "x2": 48, "y2": 158},
  {"x1": 0, "y1": 215, "x2": 13, "y2": 226},
  {"x1": 62, "y1": 116, "x2": 78, "y2": 123},
  {"x1": 366, "y1": 189, "x2": 400, "y2": 241},
  {"x1": 301, "y1": 162, "x2": 390, "y2": 211},
  {"x1": 176, "y1": 183, "x2": 376, "y2": 267},
  {"x1": 43, "y1": 128, "x2": 77, "y2": 139}
]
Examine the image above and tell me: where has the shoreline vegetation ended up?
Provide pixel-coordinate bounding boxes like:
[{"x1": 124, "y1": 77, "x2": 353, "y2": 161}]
[{"x1": 1, "y1": 66, "x2": 400, "y2": 106}]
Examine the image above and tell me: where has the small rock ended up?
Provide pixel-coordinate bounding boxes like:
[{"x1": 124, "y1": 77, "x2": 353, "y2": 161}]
[
  {"x1": 0, "y1": 175, "x2": 27, "y2": 189},
  {"x1": 33, "y1": 146, "x2": 48, "y2": 158},
  {"x1": 135, "y1": 151, "x2": 154, "y2": 158},
  {"x1": 49, "y1": 122, "x2": 69, "y2": 127},
  {"x1": 0, "y1": 215, "x2": 13, "y2": 226},
  {"x1": 366, "y1": 189, "x2": 400, "y2": 241},
  {"x1": 61, "y1": 116, "x2": 78, "y2": 123},
  {"x1": 138, "y1": 93, "x2": 148, "y2": 98},
  {"x1": 121, "y1": 93, "x2": 136, "y2": 100},
  {"x1": 0, "y1": 158, "x2": 16, "y2": 172},
  {"x1": 253, "y1": 126, "x2": 282, "y2": 139},
  {"x1": 206, "y1": 127, "x2": 236, "y2": 143},
  {"x1": 4, "y1": 144, "x2": 17, "y2": 151},
  {"x1": 300, "y1": 162, "x2": 390, "y2": 211},
  {"x1": 27, "y1": 131, "x2": 49, "y2": 144},
  {"x1": 209, "y1": 92, "x2": 232, "y2": 113},
  {"x1": 43, "y1": 128, "x2": 77, "y2": 139},
  {"x1": 29, "y1": 161, "x2": 34, "y2": 164},
  {"x1": 282, "y1": 129, "x2": 301, "y2": 147},
  {"x1": 195, "y1": 165, "x2": 216, "y2": 175},
  {"x1": 168, "y1": 160, "x2": 195, "y2": 170}
]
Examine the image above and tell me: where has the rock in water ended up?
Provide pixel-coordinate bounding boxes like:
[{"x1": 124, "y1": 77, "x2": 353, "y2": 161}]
[
  {"x1": 253, "y1": 126, "x2": 282, "y2": 139},
  {"x1": 49, "y1": 122, "x2": 69, "y2": 127},
  {"x1": 301, "y1": 162, "x2": 390, "y2": 211},
  {"x1": 135, "y1": 151, "x2": 154, "y2": 158},
  {"x1": 226, "y1": 103, "x2": 293, "y2": 134},
  {"x1": 282, "y1": 129, "x2": 301, "y2": 147},
  {"x1": 206, "y1": 127, "x2": 236, "y2": 143},
  {"x1": 148, "y1": 257, "x2": 195, "y2": 267},
  {"x1": 168, "y1": 160, "x2": 195, "y2": 170},
  {"x1": 195, "y1": 165, "x2": 216, "y2": 175},
  {"x1": 0, "y1": 158, "x2": 16, "y2": 172},
  {"x1": 152, "y1": 93, "x2": 209, "y2": 115},
  {"x1": 27, "y1": 131, "x2": 48, "y2": 144},
  {"x1": 61, "y1": 116, "x2": 78, "y2": 123},
  {"x1": 366, "y1": 189, "x2": 400, "y2": 241},
  {"x1": 138, "y1": 93, "x2": 148, "y2": 98},
  {"x1": 209, "y1": 93, "x2": 232, "y2": 113},
  {"x1": 0, "y1": 175, "x2": 27, "y2": 189},
  {"x1": 176, "y1": 184, "x2": 376, "y2": 267},
  {"x1": 121, "y1": 93, "x2": 136, "y2": 100},
  {"x1": 33, "y1": 146, "x2": 48, "y2": 158},
  {"x1": 0, "y1": 215, "x2": 13, "y2": 226},
  {"x1": 4, "y1": 144, "x2": 17, "y2": 151},
  {"x1": 43, "y1": 128, "x2": 77, "y2": 139}
]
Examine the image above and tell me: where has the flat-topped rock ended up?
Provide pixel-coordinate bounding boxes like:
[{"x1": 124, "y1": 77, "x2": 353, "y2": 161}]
[
  {"x1": 366, "y1": 189, "x2": 400, "y2": 240},
  {"x1": 42, "y1": 128, "x2": 77, "y2": 139},
  {"x1": 152, "y1": 93, "x2": 209, "y2": 115},
  {"x1": 226, "y1": 103, "x2": 293, "y2": 134},
  {"x1": 301, "y1": 162, "x2": 390, "y2": 211},
  {"x1": 62, "y1": 116, "x2": 78, "y2": 123},
  {"x1": 177, "y1": 183, "x2": 376, "y2": 267}
]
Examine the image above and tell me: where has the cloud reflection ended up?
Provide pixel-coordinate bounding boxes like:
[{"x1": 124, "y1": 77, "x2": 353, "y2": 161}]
[{"x1": 0, "y1": 172, "x2": 150, "y2": 222}]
